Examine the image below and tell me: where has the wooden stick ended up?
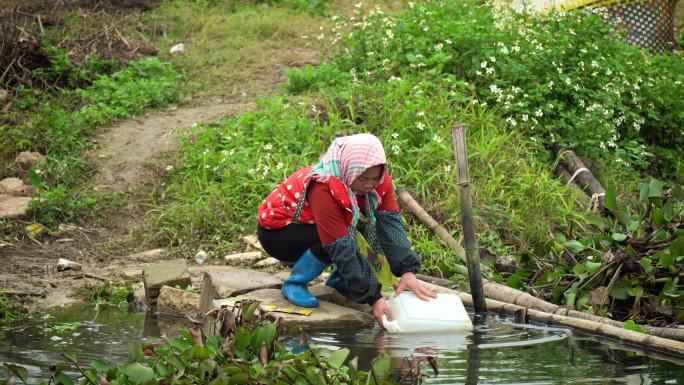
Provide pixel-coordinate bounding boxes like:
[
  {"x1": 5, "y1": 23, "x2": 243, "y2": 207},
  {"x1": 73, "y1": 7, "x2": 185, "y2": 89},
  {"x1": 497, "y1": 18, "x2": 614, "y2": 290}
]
[
  {"x1": 451, "y1": 124, "x2": 486, "y2": 315},
  {"x1": 397, "y1": 188, "x2": 684, "y2": 342},
  {"x1": 396, "y1": 188, "x2": 466, "y2": 262}
]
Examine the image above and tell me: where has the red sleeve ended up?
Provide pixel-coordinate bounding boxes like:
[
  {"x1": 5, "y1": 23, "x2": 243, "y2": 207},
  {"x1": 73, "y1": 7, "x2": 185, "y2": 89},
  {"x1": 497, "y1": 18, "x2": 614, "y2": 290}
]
[
  {"x1": 307, "y1": 182, "x2": 349, "y2": 244},
  {"x1": 377, "y1": 177, "x2": 399, "y2": 212}
]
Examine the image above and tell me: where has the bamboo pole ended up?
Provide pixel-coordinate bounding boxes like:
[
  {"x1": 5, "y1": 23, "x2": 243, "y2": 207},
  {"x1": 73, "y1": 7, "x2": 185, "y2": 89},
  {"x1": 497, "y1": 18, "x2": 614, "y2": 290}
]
[
  {"x1": 396, "y1": 188, "x2": 684, "y2": 342},
  {"x1": 418, "y1": 279, "x2": 684, "y2": 360},
  {"x1": 553, "y1": 147, "x2": 606, "y2": 211},
  {"x1": 396, "y1": 188, "x2": 467, "y2": 261},
  {"x1": 451, "y1": 124, "x2": 486, "y2": 314}
]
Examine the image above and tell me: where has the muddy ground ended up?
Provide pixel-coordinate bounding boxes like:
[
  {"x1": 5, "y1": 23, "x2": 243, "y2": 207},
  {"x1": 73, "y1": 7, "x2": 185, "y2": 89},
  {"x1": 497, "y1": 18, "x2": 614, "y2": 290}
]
[{"x1": 0, "y1": 0, "x2": 319, "y2": 310}]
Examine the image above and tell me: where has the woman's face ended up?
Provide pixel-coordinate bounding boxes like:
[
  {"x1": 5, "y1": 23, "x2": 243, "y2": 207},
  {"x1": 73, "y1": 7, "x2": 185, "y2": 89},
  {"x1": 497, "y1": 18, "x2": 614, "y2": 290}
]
[{"x1": 350, "y1": 165, "x2": 383, "y2": 196}]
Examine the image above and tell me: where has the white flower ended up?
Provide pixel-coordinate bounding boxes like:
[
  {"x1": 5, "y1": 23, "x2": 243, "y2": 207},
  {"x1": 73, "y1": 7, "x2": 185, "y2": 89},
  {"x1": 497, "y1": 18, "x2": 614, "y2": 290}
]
[
  {"x1": 416, "y1": 122, "x2": 426, "y2": 131},
  {"x1": 489, "y1": 56, "x2": 496, "y2": 63},
  {"x1": 481, "y1": 61, "x2": 488, "y2": 68},
  {"x1": 434, "y1": 43, "x2": 443, "y2": 51},
  {"x1": 521, "y1": 114, "x2": 529, "y2": 122},
  {"x1": 564, "y1": 78, "x2": 571, "y2": 85},
  {"x1": 485, "y1": 67, "x2": 495, "y2": 75},
  {"x1": 166, "y1": 165, "x2": 174, "y2": 171},
  {"x1": 443, "y1": 164, "x2": 452, "y2": 172},
  {"x1": 432, "y1": 134, "x2": 442, "y2": 143},
  {"x1": 506, "y1": 117, "x2": 517, "y2": 127},
  {"x1": 534, "y1": 109, "x2": 543, "y2": 117},
  {"x1": 476, "y1": 70, "x2": 482, "y2": 76},
  {"x1": 391, "y1": 132, "x2": 399, "y2": 139},
  {"x1": 417, "y1": 111, "x2": 425, "y2": 117},
  {"x1": 264, "y1": 143, "x2": 273, "y2": 150},
  {"x1": 276, "y1": 162, "x2": 284, "y2": 170}
]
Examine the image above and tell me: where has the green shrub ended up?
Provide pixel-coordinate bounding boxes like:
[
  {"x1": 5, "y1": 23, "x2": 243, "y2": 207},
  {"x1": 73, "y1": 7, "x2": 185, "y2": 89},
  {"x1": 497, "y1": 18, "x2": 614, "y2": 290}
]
[{"x1": 331, "y1": 1, "x2": 684, "y2": 176}]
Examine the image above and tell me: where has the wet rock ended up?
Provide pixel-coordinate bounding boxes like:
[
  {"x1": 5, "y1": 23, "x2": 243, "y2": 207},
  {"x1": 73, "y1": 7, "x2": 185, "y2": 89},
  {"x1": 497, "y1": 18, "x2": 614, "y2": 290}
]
[
  {"x1": 188, "y1": 266, "x2": 283, "y2": 298},
  {"x1": 143, "y1": 259, "x2": 191, "y2": 306},
  {"x1": 0, "y1": 178, "x2": 24, "y2": 195},
  {"x1": 0, "y1": 195, "x2": 31, "y2": 219},
  {"x1": 157, "y1": 285, "x2": 200, "y2": 317},
  {"x1": 14, "y1": 151, "x2": 47, "y2": 170},
  {"x1": 216, "y1": 288, "x2": 375, "y2": 328}
]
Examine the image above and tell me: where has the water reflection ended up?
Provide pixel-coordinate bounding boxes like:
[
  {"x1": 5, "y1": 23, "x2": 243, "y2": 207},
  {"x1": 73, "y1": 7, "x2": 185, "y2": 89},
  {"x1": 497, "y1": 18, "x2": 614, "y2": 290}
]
[{"x1": 1, "y1": 305, "x2": 682, "y2": 385}]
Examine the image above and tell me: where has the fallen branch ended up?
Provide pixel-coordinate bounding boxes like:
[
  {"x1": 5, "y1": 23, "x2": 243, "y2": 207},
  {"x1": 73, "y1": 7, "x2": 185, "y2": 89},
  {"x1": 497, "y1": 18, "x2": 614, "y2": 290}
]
[{"x1": 397, "y1": 187, "x2": 684, "y2": 342}]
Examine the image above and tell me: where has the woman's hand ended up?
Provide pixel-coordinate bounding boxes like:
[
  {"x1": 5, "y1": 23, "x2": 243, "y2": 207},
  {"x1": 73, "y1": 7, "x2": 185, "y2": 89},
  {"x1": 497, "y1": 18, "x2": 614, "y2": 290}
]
[
  {"x1": 395, "y1": 272, "x2": 438, "y2": 301},
  {"x1": 372, "y1": 298, "x2": 393, "y2": 327}
]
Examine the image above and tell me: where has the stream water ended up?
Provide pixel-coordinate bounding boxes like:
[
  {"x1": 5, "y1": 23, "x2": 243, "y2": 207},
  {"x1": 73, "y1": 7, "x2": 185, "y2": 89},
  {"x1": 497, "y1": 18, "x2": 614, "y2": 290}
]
[{"x1": 1, "y1": 304, "x2": 682, "y2": 384}]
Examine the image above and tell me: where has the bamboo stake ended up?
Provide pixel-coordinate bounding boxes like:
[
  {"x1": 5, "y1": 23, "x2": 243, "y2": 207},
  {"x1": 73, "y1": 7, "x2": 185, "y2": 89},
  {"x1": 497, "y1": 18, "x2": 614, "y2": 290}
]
[
  {"x1": 396, "y1": 188, "x2": 684, "y2": 342},
  {"x1": 451, "y1": 124, "x2": 486, "y2": 314}
]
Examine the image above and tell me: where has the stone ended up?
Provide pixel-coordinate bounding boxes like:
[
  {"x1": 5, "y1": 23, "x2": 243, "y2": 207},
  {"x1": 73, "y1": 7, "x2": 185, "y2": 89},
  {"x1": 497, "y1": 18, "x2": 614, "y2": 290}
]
[
  {"x1": 0, "y1": 178, "x2": 24, "y2": 195},
  {"x1": 157, "y1": 286, "x2": 200, "y2": 317},
  {"x1": 143, "y1": 259, "x2": 191, "y2": 305},
  {"x1": 22, "y1": 185, "x2": 39, "y2": 197},
  {"x1": 121, "y1": 268, "x2": 143, "y2": 280},
  {"x1": 14, "y1": 151, "x2": 47, "y2": 170},
  {"x1": 0, "y1": 195, "x2": 31, "y2": 219},
  {"x1": 57, "y1": 258, "x2": 83, "y2": 271},
  {"x1": 241, "y1": 234, "x2": 265, "y2": 252},
  {"x1": 223, "y1": 251, "x2": 264, "y2": 266},
  {"x1": 215, "y1": 289, "x2": 375, "y2": 328},
  {"x1": 0, "y1": 88, "x2": 8, "y2": 102},
  {"x1": 127, "y1": 248, "x2": 165, "y2": 261},
  {"x1": 309, "y1": 283, "x2": 372, "y2": 313},
  {"x1": 188, "y1": 266, "x2": 283, "y2": 298},
  {"x1": 253, "y1": 257, "x2": 280, "y2": 268}
]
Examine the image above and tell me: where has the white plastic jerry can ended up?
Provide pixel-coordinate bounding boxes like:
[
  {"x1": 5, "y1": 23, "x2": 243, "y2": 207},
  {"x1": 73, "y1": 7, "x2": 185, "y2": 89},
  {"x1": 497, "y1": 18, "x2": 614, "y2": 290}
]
[{"x1": 381, "y1": 291, "x2": 473, "y2": 333}]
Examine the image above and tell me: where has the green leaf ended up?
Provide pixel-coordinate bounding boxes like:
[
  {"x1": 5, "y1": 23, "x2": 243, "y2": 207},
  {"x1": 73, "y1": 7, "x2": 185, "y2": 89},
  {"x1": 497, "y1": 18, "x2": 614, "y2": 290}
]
[
  {"x1": 639, "y1": 183, "x2": 649, "y2": 202},
  {"x1": 628, "y1": 285, "x2": 644, "y2": 297},
  {"x1": 241, "y1": 302, "x2": 258, "y2": 321},
  {"x1": 169, "y1": 337, "x2": 192, "y2": 352},
  {"x1": 90, "y1": 360, "x2": 109, "y2": 373},
  {"x1": 610, "y1": 281, "x2": 631, "y2": 300},
  {"x1": 199, "y1": 359, "x2": 217, "y2": 380},
  {"x1": 586, "y1": 215, "x2": 605, "y2": 228},
  {"x1": 648, "y1": 179, "x2": 664, "y2": 198},
  {"x1": 54, "y1": 372, "x2": 74, "y2": 385},
  {"x1": 663, "y1": 199, "x2": 676, "y2": 220},
  {"x1": 506, "y1": 274, "x2": 524, "y2": 289},
  {"x1": 639, "y1": 257, "x2": 652, "y2": 272},
  {"x1": 234, "y1": 326, "x2": 252, "y2": 351},
  {"x1": 227, "y1": 373, "x2": 251, "y2": 385},
  {"x1": 406, "y1": 53, "x2": 417, "y2": 62},
  {"x1": 585, "y1": 261, "x2": 602, "y2": 274},
  {"x1": 371, "y1": 356, "x2": 391, "y2": 378},
  {"x1": 564, "y1": 240, "x2": 585, "y2": 253},
  {"x1": 250, "y1": 324, "x2": 277, "y2": 348},
  {"x1": 122, "y1": 363, "x2": 154, "y2": 384},
  {"x1": 615, "y1": 210, "x2": 631, "y2": 228},
  {"x1": 658, "y1": 252, "x2": 674, "y2": 269},
  {"x1": 651, "y1": 209, "x2": 667, "y2": 227},
  {"x1": 623, "y1": 320, "x2": 647, "y2": 334},
  {"x1": 572, "y1": 263, "x2": 586, "y2": 276},
  {"x1": 62, "y1": 353, "x2": 77, "y2": 364},
  {"x1": 612, "y1": 233, "x2": 628, "y2": 242},
  {"x1": 604, "y1": 186, "x2": 617, "y2": 211},
  {"x1": 670, "y1": 236, "x2": 684, "y2": 257},
  {"x1": 3, "y1": 364, "x2": 28, "y2": 384},
  {"x1": 327, "y1": 348, "x2": 350, "y2": 369},
  {"x1": 193, "y1": 345, "x2": 211, "y2": 360}
]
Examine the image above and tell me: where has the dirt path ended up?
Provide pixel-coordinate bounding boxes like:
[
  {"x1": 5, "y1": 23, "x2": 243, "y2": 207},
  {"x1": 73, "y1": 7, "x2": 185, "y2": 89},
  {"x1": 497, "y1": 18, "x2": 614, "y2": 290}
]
[
  {"x1": 1, "y1": 50, "x2": 318, "y2": 309},
  {"x1": 93, "y1": 102, "x2": 254, "y2": 190}
]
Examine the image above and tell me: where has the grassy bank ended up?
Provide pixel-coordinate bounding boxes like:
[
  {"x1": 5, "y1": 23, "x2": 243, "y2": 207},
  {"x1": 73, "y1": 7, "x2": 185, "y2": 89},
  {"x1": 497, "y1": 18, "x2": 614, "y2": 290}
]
[{"x1": 149, "y1": 0, "x2": 683, "y2": 323}]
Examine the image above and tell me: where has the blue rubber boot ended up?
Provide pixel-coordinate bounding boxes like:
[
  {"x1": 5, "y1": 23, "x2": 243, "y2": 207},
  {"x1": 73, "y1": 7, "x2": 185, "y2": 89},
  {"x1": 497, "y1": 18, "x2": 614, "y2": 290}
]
[
  {"x1": 281, "y1": 249, "x2": 329, "y2": 308},
  {"x1": 325, "y1": 268, "x2": 350, "y2": 296}
]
